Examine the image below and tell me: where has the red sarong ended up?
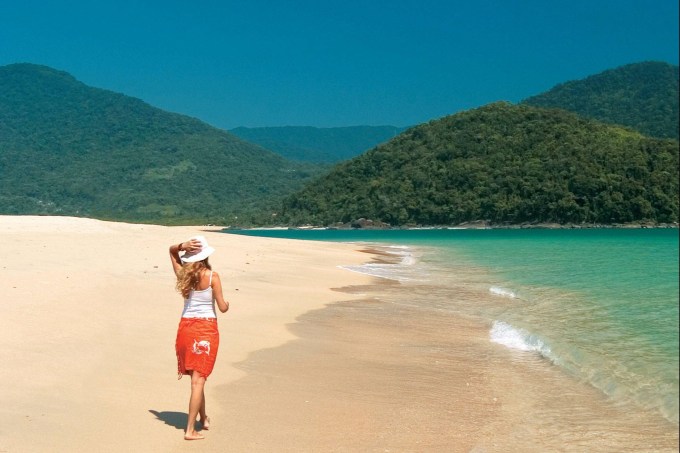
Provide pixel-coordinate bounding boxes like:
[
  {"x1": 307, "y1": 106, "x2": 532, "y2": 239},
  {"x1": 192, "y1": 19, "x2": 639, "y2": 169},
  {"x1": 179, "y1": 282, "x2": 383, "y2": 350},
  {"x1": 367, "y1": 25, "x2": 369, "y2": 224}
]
[{"x1": 175, "y1": 318, "x2": 219, "y2": 379}]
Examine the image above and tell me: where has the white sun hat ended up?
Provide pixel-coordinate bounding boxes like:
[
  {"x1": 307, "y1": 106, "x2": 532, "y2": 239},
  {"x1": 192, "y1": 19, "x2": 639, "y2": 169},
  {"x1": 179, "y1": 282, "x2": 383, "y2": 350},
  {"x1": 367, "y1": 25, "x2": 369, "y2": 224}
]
[{"x1": 180, "y1": 235, "x2": 216, "y2": 263}]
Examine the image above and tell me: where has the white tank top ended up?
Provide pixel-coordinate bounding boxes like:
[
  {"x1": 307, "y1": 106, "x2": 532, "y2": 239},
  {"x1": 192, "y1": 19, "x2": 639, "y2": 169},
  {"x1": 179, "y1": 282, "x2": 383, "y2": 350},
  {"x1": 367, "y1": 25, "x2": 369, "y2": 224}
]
[{"x1": 181, "y1": 271, "x2": 217, "y2": 318}]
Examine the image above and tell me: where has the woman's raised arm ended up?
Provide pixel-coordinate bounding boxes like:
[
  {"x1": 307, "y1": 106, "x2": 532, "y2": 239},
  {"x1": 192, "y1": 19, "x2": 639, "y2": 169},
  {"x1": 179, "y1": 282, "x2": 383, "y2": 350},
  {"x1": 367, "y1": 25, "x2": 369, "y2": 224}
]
[{"x1": 169, "y1": 239, "x2": 202, "y2": 277}]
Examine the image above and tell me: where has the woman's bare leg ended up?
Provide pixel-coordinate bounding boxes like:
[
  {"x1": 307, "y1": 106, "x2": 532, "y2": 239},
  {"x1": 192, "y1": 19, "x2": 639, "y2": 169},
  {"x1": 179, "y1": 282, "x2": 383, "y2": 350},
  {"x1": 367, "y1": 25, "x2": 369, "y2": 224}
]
[
  {"x1": 199, "y1": 388, "x2": 210, "y2": 429},
  {"x1": 185, "y1": 371, "x2": 206, "y2": 440}
]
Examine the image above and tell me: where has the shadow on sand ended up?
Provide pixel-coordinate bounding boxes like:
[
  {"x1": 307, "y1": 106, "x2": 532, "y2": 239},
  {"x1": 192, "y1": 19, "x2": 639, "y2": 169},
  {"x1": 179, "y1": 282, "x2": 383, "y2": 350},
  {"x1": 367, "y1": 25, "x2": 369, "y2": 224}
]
[{"x1": 148, "y1": 410, "x2": 186, "y2": 430}]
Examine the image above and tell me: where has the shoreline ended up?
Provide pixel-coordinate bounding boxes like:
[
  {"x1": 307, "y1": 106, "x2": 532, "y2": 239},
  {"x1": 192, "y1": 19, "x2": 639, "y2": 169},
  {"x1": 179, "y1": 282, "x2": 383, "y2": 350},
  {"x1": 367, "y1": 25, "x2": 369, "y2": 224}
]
[
  {"x1": 226, "y1": 221, "x2": 679, "y2": 231},
  {"x1": 210, "y1": 245, "x2": 679, "y2": 452}
]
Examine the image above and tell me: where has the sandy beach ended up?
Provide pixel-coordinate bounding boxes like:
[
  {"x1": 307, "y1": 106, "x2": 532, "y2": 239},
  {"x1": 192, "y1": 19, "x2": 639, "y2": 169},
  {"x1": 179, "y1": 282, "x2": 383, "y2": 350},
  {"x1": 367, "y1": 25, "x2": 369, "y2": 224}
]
[
  {"x1": 0, "y1": 216, "x2": 374, "y2": 452},
  {"x1": 1, "y1": 216, "x2": 677, "y2": 453}
]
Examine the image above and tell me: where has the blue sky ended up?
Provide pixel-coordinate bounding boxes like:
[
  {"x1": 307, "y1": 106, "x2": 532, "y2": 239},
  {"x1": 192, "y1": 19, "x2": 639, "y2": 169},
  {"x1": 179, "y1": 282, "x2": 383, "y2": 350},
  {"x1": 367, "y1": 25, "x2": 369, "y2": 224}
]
[{"x1": 1, "y1": 0, "x2": 677, "y2": 129}]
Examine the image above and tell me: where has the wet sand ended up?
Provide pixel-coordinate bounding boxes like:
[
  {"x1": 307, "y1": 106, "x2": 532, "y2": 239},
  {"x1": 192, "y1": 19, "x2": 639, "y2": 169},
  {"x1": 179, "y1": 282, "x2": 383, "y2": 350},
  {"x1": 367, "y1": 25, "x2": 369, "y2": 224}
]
[{"x1": 208, "y1": 248, "x2": 679, "y2": 453}]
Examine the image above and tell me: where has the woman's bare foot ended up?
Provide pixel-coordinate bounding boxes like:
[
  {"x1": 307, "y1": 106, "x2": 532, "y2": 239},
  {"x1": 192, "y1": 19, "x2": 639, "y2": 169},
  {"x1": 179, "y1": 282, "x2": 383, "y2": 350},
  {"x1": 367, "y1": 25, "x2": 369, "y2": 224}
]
[
  {"x1": 184, "y1": 431, "x2": 205, "y2": 440},
  {"x1": 200, "y1": 416, "x2": 211, "y2": 430}
]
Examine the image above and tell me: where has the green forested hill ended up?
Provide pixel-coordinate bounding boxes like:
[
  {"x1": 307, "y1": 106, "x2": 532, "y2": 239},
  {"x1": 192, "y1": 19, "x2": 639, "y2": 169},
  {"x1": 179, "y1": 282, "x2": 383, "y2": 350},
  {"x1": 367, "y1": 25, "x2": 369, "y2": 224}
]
[
  {"x1": 279, "y1": 103, "x2": 679, "y2": 227},
  {"x1": 3, "y1": 62, "x2": 678, "y2": 227},
  {"x1": 0, "y1": 63, "x2": 321, "y2": 224},
  {"x1": 522, "y1": 61, "x2": 679, "y2": 140},
  {"x1": 229, "y1": 125, "x2": 407, "y2": 163}
]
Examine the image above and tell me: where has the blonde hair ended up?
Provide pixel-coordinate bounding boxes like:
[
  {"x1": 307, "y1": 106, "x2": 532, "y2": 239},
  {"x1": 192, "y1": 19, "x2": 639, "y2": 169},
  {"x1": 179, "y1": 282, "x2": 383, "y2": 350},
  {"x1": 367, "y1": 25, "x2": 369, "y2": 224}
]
[{"x1": 176, "y1": 259, "x2": 212, "y2": 299}]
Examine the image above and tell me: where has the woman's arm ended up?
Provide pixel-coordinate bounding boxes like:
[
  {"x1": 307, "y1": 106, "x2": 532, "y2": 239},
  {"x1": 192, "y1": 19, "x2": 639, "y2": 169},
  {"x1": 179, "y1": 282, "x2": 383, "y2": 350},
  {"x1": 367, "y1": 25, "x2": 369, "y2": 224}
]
[
  {"x1": 169, "y1": 239, "x2": 201, "y2": 277},
  {"x1": 211, "y1": 272, "x2": 230, "y2": 313}
]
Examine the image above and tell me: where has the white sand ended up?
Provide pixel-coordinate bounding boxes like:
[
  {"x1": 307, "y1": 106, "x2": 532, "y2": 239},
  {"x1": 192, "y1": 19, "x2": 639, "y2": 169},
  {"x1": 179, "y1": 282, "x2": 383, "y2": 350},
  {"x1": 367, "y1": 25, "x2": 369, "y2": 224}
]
[{"x1": 0, "y1": 216, "x2": 372, "y2": 452}]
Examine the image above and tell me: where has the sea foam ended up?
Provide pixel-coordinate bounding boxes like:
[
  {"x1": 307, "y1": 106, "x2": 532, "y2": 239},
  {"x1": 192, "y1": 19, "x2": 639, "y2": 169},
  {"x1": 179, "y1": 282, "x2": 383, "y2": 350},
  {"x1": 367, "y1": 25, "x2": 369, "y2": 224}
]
[
  {"x1": 339, "y1": 246, "x2": 421, "y2": 282},
  {"x1": 489, "y1": 286, "x2": 518, "y2": 299},
  {"x1": 490, "y1": 320, "x2": 551, "y2": 357}
]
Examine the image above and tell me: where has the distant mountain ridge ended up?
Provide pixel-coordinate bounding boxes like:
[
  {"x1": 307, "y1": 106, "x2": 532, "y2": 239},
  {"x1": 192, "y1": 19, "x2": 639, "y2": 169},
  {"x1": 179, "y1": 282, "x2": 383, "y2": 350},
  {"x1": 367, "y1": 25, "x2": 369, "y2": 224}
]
[
  {"x1": 1, "y1": 61, "x2": 677, "y2": 227},
  {"x1": 522, "y1": 61, "x2": 679, "y2": 140},
  {"x1": 233, "y1": 62, "x2": 678, "y2": 165},
  {"x1": 229, "y1": 125, "x2": 407, "y2": 163},
  {"x1": 279, "y1": 103, "x2": 678, "y2": 227},
  {"x1": 0, "y1": 63, "x2": 320, "y2": 224}
]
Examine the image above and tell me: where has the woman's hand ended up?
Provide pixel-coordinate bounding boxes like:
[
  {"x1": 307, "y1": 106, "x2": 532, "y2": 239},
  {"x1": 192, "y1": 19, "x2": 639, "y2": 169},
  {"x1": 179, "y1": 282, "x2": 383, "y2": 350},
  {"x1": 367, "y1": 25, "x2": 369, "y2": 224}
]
[
  {"x1": 180, "y1": 238, "x2": 203, "y2": 253},
  {"x1": 170, "y1": 238, "x2": 204, "y2": 276}
]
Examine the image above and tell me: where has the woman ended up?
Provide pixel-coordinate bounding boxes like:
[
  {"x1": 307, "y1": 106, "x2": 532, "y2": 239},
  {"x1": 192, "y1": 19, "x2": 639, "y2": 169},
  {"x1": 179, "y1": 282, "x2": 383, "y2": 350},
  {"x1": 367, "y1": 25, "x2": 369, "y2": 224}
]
[{"x1": 169, "y1": 235, "x2": 229, "y2": 441}]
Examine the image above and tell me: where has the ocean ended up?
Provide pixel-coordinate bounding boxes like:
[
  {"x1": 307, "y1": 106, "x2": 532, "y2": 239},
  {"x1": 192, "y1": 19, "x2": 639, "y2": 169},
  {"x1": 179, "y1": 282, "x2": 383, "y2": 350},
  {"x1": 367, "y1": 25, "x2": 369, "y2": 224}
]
[{"x1": 224, "y1": 228, "x2": 679, "y2": 431}]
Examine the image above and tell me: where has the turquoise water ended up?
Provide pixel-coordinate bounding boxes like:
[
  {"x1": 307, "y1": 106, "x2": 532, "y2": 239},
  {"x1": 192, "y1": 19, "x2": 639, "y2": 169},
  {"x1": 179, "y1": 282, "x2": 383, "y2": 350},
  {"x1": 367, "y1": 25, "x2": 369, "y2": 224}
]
[{"x1": 224, "y1": 228, "x2": 679, "y2": 424}]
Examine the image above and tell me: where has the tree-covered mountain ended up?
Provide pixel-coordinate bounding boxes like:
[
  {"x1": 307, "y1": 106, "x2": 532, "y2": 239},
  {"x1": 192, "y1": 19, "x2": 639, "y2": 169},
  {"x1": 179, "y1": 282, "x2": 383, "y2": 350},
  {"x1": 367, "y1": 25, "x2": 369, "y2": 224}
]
[
  {"x1": 0, "y1": 63, "x2": 323, "y2": 224},
  {"x1": 522, "y1": 61, "x2": 679, "y2": 140},
  {"x1": 229, "y1": 125, "x2": 407, "y2": 163},
  {"x1": 3, "y1": 62, "x2": 678, "y2": 228},
  {"x1": 278, "y1": 103, "x2": 678, "y2": 227}
]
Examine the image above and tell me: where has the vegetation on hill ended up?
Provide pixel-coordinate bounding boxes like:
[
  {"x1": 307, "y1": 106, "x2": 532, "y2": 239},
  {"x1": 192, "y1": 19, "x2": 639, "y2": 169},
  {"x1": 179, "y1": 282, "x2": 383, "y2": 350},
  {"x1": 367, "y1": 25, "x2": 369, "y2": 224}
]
[
  {"x1": 277, "y1": 103, "x2": 679, "y2": 227},
  {"x1": 0, "y1": 63, "x2": 323, "y2": 224},
  {"x1": 3, "y1": 62, "x2": 678, "y2": 228},
  {"x1": 229, "y1": 125, "x2": 407, "y2": 163},
  {"x1": 522, "y1": 61, "x2": 679, "y2": 140}
]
